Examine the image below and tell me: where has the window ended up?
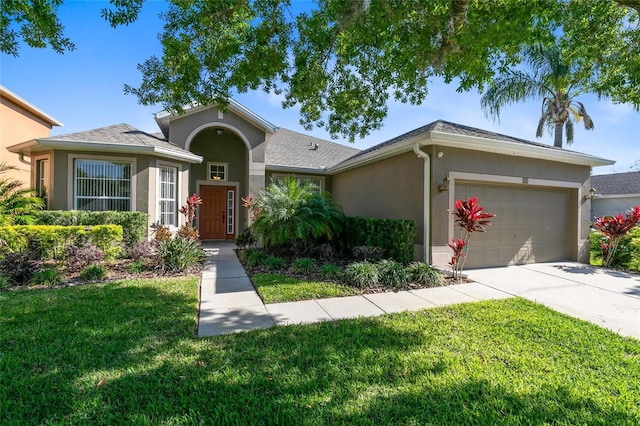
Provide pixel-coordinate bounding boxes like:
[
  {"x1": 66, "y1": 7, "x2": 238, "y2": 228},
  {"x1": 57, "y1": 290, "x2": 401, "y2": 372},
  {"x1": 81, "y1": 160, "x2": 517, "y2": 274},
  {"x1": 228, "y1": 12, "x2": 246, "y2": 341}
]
[
  {"x1": 35, "y1": 159, "x2": 48, "y2": 205},
  {"x1": 227, "y1": 189, "x2": 234, "y2": 234},
  {"x1": 273, "y1": 174, "x2": 324, "y2": 193},
  {"x1": 159, "y1": 166, "x2": 178, "y2": 226},
  {"x1": 208, "y1": 162, "x2": 227, "y2": 181},
  {"x1": 74, "y1": 159, "x2": 132, "y2": 211}
]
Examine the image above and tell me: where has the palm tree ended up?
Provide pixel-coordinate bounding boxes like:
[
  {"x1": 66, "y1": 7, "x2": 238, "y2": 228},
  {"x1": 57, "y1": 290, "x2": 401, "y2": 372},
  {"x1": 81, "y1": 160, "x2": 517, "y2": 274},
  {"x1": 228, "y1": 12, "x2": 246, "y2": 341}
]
[
  {"x1": 481, "y1": 43, "x2": 595, "y2": 148},
  {"x1": 251, "y1": 177, "x2": 344, "y2": 249},
  {"x1": 0, "y1": 162, "x2": 45, "y2": 225}
]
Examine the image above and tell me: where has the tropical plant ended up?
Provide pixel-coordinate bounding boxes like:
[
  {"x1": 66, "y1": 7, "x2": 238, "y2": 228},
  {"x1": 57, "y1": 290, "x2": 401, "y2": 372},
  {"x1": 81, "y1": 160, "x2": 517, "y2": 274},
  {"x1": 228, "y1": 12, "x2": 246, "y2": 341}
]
[
  {"x1": 481, "y1": 43, "x2": 595, "y2": 148},
  {"x1": 449, "y1": 197, "x2": 495, "y2": 280},
  {"x1": 290, "y1": 258, "x2": 317, "y2": 275},
  {"x1": 240, "y1": 248, "x2": 267, "y2": 268},
  {"x1": 320, "y1": 263, "x2": 342, "y2": 280},
  {"x1": 265, "y1": 255, "x2": 286, "y2": 271},
  {"x1": 248, "y1": 177, "x2": 344, "y2": 249},
  {"x1": 156, "y1": 237, "x2": 205, "y2": 272},
  {"x1": 177, "y1": 193, "x2": 203, "y2": 241},
  {"x1": 377, "y1": 259, "x2": 410, "y2": 288},
  {"x1": 593, "y1": 205, "x2": 640, "y2": 268},
  {"x1": 235, "y1": 227, "x2": 257, "y2": 248},
  {"x1": 0, "y1": 162, "x2": 45, "y2": 225}
]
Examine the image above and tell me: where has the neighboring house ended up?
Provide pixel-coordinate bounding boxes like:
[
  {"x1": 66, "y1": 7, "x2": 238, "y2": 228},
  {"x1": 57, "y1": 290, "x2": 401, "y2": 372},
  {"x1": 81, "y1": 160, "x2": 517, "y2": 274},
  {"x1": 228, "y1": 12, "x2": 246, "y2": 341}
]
[
  {"x1": 1, "y1": 85, "x2": 62, "y2": 196},
  {"x1": 591, "y1": 171, "x2": 640, "y2": 220},
  {"x1": 7, "y1": 101, "x2": 613, "y2": 269}
]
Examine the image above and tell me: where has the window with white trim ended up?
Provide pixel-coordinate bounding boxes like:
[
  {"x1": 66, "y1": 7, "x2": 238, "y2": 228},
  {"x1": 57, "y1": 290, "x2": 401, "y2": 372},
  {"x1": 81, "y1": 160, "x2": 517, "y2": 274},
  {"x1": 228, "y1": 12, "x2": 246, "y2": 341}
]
[
  {"x1": 208, "y1": 162, "x2": 227, "y2": 181},
  {"x1": 159, "y1": 165, "x2": 178, "y2": 226},
  {"x1": 35, "y1": 158, "x2": 48, "y2": 204},
  {"x1": 227, "y1": 189, "x2": 235, "y2": 235},
  {"x1": 74, "y1": 159, "x2": 132, "y2": 211}
]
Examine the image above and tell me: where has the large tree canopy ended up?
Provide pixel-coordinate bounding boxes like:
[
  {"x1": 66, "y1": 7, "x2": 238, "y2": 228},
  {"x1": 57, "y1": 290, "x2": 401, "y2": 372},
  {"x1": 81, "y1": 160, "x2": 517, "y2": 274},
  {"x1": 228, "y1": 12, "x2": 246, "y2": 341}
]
[{"x1": 3, "y1": 0, "x2": 639, "y2": 141}]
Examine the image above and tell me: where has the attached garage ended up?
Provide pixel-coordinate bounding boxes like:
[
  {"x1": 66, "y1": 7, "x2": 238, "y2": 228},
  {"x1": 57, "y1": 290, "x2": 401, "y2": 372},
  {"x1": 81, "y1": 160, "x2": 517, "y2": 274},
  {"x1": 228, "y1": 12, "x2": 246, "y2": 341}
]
[{"x1": 455, "y1": 182, "x2": 571, "y2": 268}]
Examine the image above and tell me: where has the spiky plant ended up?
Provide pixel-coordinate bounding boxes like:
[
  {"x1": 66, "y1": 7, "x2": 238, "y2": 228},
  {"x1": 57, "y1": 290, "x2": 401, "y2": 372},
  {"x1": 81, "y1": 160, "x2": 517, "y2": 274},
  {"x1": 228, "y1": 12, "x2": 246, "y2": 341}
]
[
  {"x1": 250, "y1": 177, "x2": 344, "y2": 249},
  {"x1": 0, "y1": 162, "x2": 45, "y2": 225},
  {"x1": 481, "y1": 43, "x2": 595, "y2": 148}
]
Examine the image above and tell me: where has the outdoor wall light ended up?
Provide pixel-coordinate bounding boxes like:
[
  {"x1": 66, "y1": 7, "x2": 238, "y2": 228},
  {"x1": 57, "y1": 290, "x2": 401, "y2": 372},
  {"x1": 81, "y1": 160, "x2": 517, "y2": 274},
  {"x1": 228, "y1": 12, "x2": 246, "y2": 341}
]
[
  {"x1": 438, "y1": 177, "x2": 449, "y2": 192},
  {"x1": 216, "y1": 129, "x2": 224, "y2": 136},
  {"x1": 584, "y1": 187, "x2": 597, "y2": 201}
]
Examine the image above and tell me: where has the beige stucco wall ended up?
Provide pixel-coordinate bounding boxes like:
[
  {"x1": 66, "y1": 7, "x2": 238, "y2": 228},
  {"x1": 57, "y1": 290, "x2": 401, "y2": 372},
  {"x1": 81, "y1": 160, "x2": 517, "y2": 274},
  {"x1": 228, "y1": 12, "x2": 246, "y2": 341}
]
[
  {"x1": 0, "y1": 96, "x2": 55, "y2": 186},
  {"x1": 331, "y1": 151, "x2": 425, "y2": 251}
]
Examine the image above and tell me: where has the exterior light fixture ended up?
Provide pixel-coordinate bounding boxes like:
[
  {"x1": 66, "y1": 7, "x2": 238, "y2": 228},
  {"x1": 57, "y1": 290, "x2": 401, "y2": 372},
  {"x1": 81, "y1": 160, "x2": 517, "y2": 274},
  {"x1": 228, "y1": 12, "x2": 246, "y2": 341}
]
[
  {"x1": 584, "y1": 187, "x2": 597, "y2": 201},
  {"x1": 438, "y1": 177, "x2": 449, "y2": 192}
]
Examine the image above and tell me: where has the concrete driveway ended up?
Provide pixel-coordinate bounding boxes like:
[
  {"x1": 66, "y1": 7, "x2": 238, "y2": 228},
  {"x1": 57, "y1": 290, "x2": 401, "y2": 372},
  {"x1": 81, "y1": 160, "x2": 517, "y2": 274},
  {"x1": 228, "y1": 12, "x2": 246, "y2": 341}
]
[{"x1": 468, "y1": 262, "x2": 640, "y2": 340}]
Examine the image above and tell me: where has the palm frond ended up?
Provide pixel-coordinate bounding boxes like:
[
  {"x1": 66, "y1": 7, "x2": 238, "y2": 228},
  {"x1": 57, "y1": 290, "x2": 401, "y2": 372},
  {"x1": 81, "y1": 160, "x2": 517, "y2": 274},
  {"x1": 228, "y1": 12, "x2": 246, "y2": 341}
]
[
  {"x1": 481, "y1": 70, "x2": 549, "y2": 122},
  {"x1": 565, "y1": 119, "x2": 574, "y2": 145},
  {"x1": 576, "y1": 101, "x2": 595, "y2": 130}
]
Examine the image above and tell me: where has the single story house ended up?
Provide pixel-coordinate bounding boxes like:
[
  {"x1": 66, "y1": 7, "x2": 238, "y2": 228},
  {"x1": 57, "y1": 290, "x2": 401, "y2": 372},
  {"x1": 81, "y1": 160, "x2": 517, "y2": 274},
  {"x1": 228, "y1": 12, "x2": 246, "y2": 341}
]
[
  {"x1": 6, "y1": 101, "x2": 613, "y2": 269},
  {"x1": 591, "y1": 171, "x2": 640, "y2": 220}
]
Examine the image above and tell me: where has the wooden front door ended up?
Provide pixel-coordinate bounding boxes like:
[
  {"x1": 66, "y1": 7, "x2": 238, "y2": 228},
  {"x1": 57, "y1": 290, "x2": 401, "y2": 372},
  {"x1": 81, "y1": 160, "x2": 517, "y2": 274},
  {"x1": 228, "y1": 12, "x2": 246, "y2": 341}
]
[{"x1": 200, "y1": 186, "x2": 233, "y2": 239}]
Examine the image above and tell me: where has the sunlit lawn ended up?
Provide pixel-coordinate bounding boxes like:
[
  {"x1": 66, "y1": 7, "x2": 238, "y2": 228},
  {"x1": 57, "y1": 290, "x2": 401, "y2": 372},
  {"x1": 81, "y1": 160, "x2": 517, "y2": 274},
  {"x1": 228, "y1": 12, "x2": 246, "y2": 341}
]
[
  {"x1": 251, "y1": 272, "x2": 359, "y2": 303},
  {"x1": 2, "y1": 277, "x2": 639, "y2": 425}
]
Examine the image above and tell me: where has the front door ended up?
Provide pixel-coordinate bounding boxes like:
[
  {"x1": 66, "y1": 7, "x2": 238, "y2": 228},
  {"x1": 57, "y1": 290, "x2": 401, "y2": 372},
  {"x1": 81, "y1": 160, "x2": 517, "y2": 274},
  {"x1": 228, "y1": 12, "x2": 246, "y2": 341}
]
[{"x1": 200, "y1": 185, "x2": 234, "y2": 239}]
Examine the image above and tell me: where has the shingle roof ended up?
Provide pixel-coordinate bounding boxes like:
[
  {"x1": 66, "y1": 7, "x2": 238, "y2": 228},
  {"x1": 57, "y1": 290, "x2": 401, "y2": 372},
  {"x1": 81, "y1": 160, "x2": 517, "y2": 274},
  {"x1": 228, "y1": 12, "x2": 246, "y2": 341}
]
[
  {"x1": 591, "y1": 171, "x2": 640, "y2": 195},
  {"x1": 40, "y1": 123, "x2": 195, "y2": 157},
  {"x1": 266, "y1": 128, "x2": 360, "y2": 170}
]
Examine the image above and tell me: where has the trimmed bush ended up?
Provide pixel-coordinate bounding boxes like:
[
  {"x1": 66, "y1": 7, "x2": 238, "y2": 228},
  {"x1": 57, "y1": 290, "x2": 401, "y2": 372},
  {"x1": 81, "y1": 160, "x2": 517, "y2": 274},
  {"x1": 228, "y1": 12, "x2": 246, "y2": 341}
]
[
  {"x1": 290, "y1": 258, "x2": 317, "y2": 275},
  {"x1": 265, "y1": 255, "x2": 286, "y2": 271},
  {"x1": 34, "y1": 210, "x2": 147, "y2": 247},
  {"x1": 0, "y1": 251, "x2": 38, "y2": 284},
  {"x1": 65, "y1": 243, "x2": 104, "y2": 272},
  {"x1": 352, "y1": 246, "x2": 384, "y2": 262},
  {"x1": 377, "y1": 259, "x2": 410, "y2": 288},
  {"x1": 0, "y1": 225, "x2": 122, "y2": 260},
  {"x1": 341, "y1": 217, "x2": 416, "y2": 264},
  {"x1": 407, "y1": 262, "x2": 446, "y2": 287},
  {"x1": 344, "y1": 261, "x2": 378, "y2": 288}
]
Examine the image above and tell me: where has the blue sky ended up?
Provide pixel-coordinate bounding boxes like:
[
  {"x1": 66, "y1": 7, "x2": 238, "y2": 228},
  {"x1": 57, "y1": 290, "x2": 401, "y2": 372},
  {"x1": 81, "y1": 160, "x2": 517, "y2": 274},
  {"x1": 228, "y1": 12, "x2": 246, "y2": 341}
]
[{"x1": 1, "y1": 1, "x2": 638, "y2": 175}]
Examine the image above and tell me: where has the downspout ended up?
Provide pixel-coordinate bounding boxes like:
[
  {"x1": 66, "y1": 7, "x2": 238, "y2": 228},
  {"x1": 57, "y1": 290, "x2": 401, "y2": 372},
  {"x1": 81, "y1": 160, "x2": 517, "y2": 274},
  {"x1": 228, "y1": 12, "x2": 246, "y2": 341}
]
[
  {"x1": 413, "y1": 143, "x2": 431, "y2": 264},
  {"x1": 19, "y1": 153, "x2": 30, "y2": 166}
]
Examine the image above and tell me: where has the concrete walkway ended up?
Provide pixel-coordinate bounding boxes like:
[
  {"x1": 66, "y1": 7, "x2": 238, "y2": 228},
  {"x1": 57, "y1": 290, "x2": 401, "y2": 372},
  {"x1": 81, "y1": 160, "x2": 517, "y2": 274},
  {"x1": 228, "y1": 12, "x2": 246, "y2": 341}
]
[
  {"x1": 197, "y1": 245, "x2": 640, "y2": 340},
  {"x1": 197, "y1": 243, "x2": 512, "y2": 337}
]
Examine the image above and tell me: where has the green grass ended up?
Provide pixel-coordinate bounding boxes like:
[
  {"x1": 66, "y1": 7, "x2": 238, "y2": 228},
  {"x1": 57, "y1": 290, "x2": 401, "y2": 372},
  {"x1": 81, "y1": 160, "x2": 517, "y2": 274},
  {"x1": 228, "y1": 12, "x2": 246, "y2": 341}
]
[
  {"x1": 252, "y1": 272, "x2": 359, "y2": 303},
  {"x1": 2, "y1": 278, "x2": 640, "y2": 425}
]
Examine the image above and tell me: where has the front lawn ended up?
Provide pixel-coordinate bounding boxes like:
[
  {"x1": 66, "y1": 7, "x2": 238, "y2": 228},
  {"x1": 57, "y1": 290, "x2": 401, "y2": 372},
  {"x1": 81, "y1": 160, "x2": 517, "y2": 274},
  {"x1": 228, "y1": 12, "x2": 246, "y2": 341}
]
[
  {"x1": 252, "y1": 272, "x2": 359, "y2": 303},
  {"x1": 2, "y1": 278, "x2": 639, "y2": 424}
]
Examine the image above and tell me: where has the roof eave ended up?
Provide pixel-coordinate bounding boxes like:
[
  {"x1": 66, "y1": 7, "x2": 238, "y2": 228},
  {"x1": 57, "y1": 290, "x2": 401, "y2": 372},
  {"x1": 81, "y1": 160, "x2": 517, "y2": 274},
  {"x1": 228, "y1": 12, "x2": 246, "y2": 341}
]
[
  {"x1": 266, "y1": 164, "x2": 330, "y2": 175},
  {"x1": 0, "y1": 85, "x2": 63, "y2": 127},
  {"x1": 8, "y1": 139, "x2": 203, "y2": 163},
  {"x1": 429, "y1": 130, "x2": 615, "y2": 167}
]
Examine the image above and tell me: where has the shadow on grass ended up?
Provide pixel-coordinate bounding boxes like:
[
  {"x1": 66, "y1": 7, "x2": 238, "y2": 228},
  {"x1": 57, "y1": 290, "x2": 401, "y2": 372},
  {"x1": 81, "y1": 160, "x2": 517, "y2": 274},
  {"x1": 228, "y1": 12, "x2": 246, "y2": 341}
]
[{"x1": 2, "y1": 287, "x2": 639, "y2": 424}]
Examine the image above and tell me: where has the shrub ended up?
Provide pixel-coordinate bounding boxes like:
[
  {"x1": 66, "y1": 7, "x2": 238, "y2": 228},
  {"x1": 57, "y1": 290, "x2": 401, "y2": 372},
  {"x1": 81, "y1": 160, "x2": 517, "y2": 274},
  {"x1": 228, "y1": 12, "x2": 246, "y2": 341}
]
[
  {"x1": 290, "y1": 257, "x2": 317, "y2": 275},
  {"x1": 341, "y1": 217, "x2": 416, "y2": 264},
  {"x1": 127, "y1": 240, "x2": 155, "y2": 261},
  {"x1": 154, "y1": 224, "x2": 173, "y2": 242},
  {"x1": 65, "y1": 243, "x2": 104, "y2": 272},
  {"x1": 0, "y1": 274, "x2": 9, "y2": 290},
  {"x1": 352, "y1": 245, "x2": 384, "y2": 262},
  {"x1": 156, "y1": 237, "x2": 205, "y2": 272},
  {"x1": 89, "y1": 225, "x2": 122, "y2": 259},
  {"x1": 311, "y1": 243, "x2": 334, "y2": 261},
  {"x1": 377, "y1": 259, "x2": 410, "y2": 288},
  {"x1": 320, "y1": 263, "x2": 342, "y2": 280},
  {"x1": 176, "y1": 224, "x2": 199, "y2": 241},
  {"x1": 0, "y1": 251, "x2": 38, "y2": 284},
  {"x1": 31, "y1": 267, "x2": 63, "y2": 286},
  {"x1": 593, "y1": 206, "x2": 640, "y2": 268},
  {"x1": 265, "y1": 255, "x2": 286, "y2": 271},
  {"x1": 248, "y1": 177, "x2": 345, "y2": 249},
  {"x1": 0, "y1": 162, "x2": 45, "y2": 225},
  {"x1": 407, "y1": 262, "x2": 446, "y2": 287},
  {"x1": 34, "y1": 210, "x2": 147, "y2": 246},
  {"x1": 80, "y1": 265, "x2": 107, "y2": 281},
  {"x1": 344, "y1": 261, "x2": 378, "y2": 288},
  {"x1": 240, "y1": 248, "x2": 267, "y2": 267},
  {"x1": 235, "y1": 227, "x2": 257, "y2": 248},
  {"x1": 0, "y1": 226, "x2": 27, "y2": 255},
  {"x1": 127, "y1": 260, "x2": 148, "y2": 273}
]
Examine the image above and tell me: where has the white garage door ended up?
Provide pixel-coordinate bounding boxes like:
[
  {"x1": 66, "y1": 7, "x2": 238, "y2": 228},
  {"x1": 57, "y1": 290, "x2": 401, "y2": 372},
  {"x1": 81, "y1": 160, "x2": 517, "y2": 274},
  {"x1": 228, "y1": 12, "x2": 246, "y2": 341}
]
[{"x1": 454, "y1": 182, "x2": 570, "y2": 268}]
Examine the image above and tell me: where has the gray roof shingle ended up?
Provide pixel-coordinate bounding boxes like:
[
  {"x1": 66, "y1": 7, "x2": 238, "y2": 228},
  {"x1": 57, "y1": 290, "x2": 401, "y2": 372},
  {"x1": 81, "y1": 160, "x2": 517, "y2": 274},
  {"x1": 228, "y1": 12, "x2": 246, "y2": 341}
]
[
  {"x1": 591, "y1": 171, "x2": 640, "y2": 195},
  {"x1": 266, "y1": 128, "x2": 360, "y2": 170},
  {"x1": 40, "y1": 123, "x2": 195, "y2": 157}
]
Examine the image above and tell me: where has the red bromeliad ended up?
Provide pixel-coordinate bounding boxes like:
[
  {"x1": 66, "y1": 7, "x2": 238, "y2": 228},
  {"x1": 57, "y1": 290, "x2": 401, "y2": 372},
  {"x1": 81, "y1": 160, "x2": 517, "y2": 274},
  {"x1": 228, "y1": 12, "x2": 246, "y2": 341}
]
[
  {"x1": 179, "y1": 193, "x2": 203, "y2": 225},
  {"x1": 593, "y1": 205, "x2": 640, "y2": 267},
  {"x1": 449, "y1": 197, "x2": 495, "y2": 280}
]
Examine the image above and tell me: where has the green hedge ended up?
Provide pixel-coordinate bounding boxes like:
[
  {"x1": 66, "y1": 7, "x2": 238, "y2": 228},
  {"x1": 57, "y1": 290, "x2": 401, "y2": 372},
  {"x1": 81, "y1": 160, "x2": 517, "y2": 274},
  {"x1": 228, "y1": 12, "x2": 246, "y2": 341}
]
[
  {"x1": 341, "y1": 217, "x2": 417, "y2": 264},
  {"x1": 34, "y1": 210, "x2": 147, "y2": 246},
  {"x1": 0, "y1": 225, "x2": 123, "y2": 260}
]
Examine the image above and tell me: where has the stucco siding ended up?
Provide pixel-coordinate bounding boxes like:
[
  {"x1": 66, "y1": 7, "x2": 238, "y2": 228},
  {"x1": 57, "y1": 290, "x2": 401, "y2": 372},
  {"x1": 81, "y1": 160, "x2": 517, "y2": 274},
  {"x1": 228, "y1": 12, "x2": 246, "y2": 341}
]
[
  {"x1": 332, "y1": 151, "x2": 424, "y2": 243},
  {"x1": 1, "y1": 96, "x2": 55, "y2": 186},
  {"x1": 168, "y1": 106, "x2": 266, "y2": 151},
  {"x1": 592, "y1": 197, "x2": 640, "y2": 220}
]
